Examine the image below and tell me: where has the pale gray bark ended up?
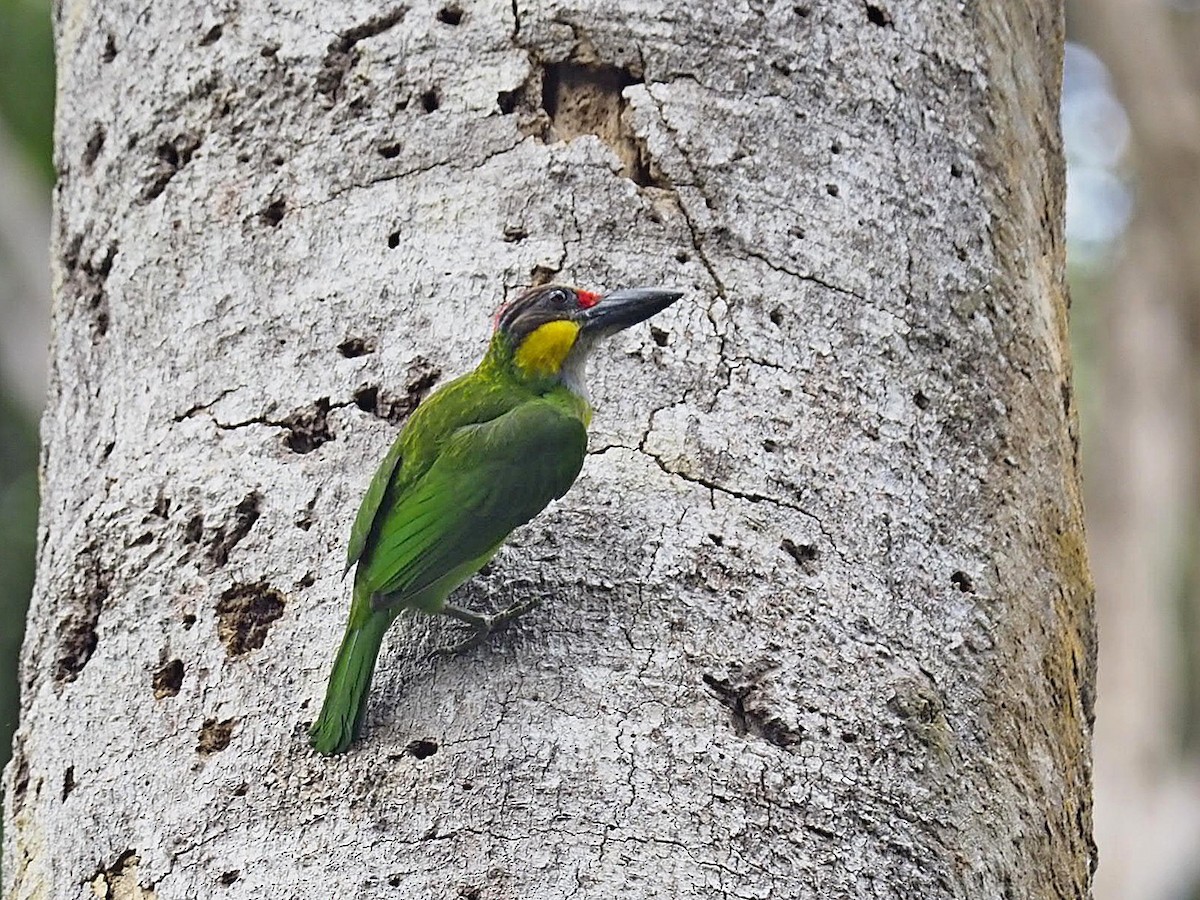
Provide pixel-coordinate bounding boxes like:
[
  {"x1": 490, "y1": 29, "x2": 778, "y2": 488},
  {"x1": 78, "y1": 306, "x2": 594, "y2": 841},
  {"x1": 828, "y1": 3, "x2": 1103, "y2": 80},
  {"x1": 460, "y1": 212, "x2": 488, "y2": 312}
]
[{"x1": 4, "y1": 1, "x2": 1092, "y2": 898}]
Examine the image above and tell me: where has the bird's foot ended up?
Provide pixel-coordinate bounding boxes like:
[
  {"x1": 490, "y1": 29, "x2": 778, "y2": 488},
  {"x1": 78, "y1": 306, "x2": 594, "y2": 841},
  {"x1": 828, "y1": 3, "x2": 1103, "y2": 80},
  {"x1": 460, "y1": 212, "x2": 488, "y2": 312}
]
[{"x1": 435, "y1": 597, "x2": 543, "y2": 657}]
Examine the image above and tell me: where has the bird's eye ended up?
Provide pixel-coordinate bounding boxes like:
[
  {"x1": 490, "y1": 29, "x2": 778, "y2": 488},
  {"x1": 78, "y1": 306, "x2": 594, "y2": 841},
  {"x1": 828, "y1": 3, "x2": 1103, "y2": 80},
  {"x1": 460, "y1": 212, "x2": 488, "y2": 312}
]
[{"x1": 547, "y1": 288, "x2": 571, "y2": 308}]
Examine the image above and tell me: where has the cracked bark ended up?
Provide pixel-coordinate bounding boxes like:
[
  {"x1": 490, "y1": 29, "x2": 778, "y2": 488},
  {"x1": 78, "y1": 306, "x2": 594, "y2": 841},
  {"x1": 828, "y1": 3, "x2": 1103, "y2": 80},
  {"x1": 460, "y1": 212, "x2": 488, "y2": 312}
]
[{"x1": 3, "y1": 1, "x2": 1092, "y2": 898}]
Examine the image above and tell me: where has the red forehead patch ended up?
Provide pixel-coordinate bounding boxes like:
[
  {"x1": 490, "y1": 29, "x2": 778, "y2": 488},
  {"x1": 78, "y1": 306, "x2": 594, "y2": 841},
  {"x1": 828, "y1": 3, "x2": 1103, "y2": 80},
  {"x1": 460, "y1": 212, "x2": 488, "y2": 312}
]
[{"x1": 576, "y1": 290, "x2": 600, "y2": 309}]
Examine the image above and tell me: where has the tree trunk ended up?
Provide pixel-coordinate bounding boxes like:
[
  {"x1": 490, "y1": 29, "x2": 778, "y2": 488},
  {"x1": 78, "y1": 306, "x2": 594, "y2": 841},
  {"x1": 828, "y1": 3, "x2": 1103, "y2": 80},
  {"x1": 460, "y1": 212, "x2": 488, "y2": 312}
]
[{"x1": 4, "y1": 1, "x2": 1093, "y2": 897}]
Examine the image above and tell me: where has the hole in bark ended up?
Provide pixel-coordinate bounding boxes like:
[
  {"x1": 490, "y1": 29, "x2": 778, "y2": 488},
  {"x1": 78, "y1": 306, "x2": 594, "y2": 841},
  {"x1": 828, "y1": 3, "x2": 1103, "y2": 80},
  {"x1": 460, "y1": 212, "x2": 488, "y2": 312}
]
[
  {"x1": 459, "y1": 887, "x2": 481, "y2": 900},
  {"x1": 205, "y1": 492, "x2": 262, "y2": 569},
  {"x1": 841, "y1": 731, "x2": 858, "y2": 742},
  {"x1": 529, "y1": 264, "x2": 558, "y2": 286},
  {"x1": 233, "y1": 782, "x2": 249, "y2": 796},
  {"x1": 298, "y1": 572, "x2": 316, "y2": 587},
  {"x1": 650, "y1": 326, "x2": 669, "y2": 347},
  {"x1": 951, "y1": 570, "x2": 974, "y2": 593},
  {"x1": 502, "y1": 224, "x2": 527, "y2": 242},
  {"x1": 62, "y1": 766, "x2": 75, "y2": 801},
  {"x1": 219, "y1": 870, "x2": 240, "y2": 885},
  {"x1": 102, "y1": 33, "x2": 118, "y2": 62},
  {"x1": 830, "y1": 139, "x2": 842, "y2": 154},
  {"x1": 261, "y1": 43, "x2": 279, "y2": 57},
  {"x1": 781, "y1": 539, "x2": 819, "y2": 574},
  {"x1": 708, "y1": 533, "x2": 724, "y2": 546},
  {"x1": 338, "y1": 337, "x2": 374, "y2": 357},
  {"x1": 541, "y1": 61, "x2": 661, "y2": 187},
  {"x1": 153, "y1": 659, "x2": 185, "y2": 698},
  {"x1": 184, "y1": 514, "x2": 204, "y2": 544},
  {"x1": 497, "y1": 88, "x2": 520, "y2": 114},
  {"x1": 198, "y1": 718, "x2": 236, "y2": 754},
  {"x1": 436, "y1": 5, "x2": 463, "y2": 25},
  {"x1": 675, "y1": 250, "x2": 690, "y2": 263},
  {"x1": 182, "y1": 613, "x2": 197, "y2": 629},
  {"x1": 825, "y1": 183, "x2": 840, "y2": 197},
  {"x1": 794, "y1": 5, "x2": 811, "y2": 16},
  {"x1": 865, "y1": 2, "x2": 894, "y2": 27},
  {"x1": 762, "y1": 439, "x2": 778, "y2": 452},
  {"x1": 421, "y1": 88, "x2": 440, "y2": 113},
  {"x1": 406, "y1": 738, "x2": 439, "y2": 759},
  {"x1": 282, "y1": 398, "x2": 334, "y2": 453},
  {"x1": 55, "y1": 553, "x2": 109, "y2": 682},
  {"x1": 216, "y1": 582, "x2": 286, "y2": 656},
  {"x1": 913, "y1": 390, "x2": 930, "y2": 410},
  {"x1": 199, "y1": 23, "x2": 224, "y2": 45},
  {"x1": 388, "y1": 875, "x2": 403, "y2": 888},
  {"x1": 143, "y1": 132, "x2": 203, "y2": 201},
  {"x1": 83, "y1": 125, "x2": 106, "y2": 171},
  {"x1": 769, "y1": 308, "x2": 784, "y2": 327},
  {"x1": 950, "y1": 162, "x2": 964, "y2": 178},
  {"x1": 387, "y1": 230, "x2": 401, "y2": 249},
  {"x1": 260, "y1": 197, "x2": 287, "y2": 227},
  {"x1": 353, "y1": 359, "x2": 442, "y2": 425},
  {"x1": 378, "y1": 142, "x2": 401, "y2": 158}
]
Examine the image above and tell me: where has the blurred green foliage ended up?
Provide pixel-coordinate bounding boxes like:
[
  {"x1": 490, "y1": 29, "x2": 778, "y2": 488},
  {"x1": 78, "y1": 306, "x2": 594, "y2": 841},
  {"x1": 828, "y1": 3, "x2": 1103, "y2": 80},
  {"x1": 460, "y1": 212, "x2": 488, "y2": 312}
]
[
  {"x1": 0, "y1": 0, "x2": 52, "y2": 871},
  {"x1": 0, "y1": 0, "x2": 55, "y2": 181}
]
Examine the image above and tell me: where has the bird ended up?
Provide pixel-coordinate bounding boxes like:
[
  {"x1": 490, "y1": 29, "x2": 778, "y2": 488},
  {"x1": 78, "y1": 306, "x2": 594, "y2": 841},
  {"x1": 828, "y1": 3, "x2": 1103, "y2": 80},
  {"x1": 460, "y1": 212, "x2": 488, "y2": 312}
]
[{"x1": 310, "y1": 283, "x2": 683, "y2": 755}]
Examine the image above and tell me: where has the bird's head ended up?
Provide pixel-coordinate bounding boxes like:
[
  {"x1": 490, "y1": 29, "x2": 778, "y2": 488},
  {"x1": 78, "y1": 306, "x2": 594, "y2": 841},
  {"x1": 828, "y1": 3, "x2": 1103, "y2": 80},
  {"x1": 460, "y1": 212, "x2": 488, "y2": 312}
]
[{"x1": 491, "y1": 283, "x2": 682, "y2": 387}]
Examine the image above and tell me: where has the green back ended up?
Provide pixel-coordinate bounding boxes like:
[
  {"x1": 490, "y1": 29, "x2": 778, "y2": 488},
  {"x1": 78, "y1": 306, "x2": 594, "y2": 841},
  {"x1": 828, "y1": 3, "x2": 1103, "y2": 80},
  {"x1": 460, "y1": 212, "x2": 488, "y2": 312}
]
[{"x1": 345, "y1": 339, "x2": 590, "y2": 609}]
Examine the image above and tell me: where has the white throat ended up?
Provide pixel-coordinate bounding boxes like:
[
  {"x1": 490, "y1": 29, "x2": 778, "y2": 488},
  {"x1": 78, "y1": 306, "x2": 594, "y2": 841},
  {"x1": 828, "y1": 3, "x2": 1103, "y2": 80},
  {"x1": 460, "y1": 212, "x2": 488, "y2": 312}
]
[{"x1": 560, "y1": 336, "x2": 595, "y2": 400}]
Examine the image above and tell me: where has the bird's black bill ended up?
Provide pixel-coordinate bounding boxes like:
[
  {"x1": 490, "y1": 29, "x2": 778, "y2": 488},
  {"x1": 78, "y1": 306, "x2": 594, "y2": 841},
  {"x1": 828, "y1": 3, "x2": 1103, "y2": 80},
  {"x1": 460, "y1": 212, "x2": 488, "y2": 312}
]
[{"x1": 580, "y1": 287, "x2": 684, "y2": 334}]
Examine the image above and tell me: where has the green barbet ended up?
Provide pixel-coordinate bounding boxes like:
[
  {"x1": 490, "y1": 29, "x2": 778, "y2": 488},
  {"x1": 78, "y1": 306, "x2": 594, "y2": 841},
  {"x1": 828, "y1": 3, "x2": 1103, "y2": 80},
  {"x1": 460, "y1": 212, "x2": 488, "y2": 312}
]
[{"x1": 310, "y1": 283, "x2": 683, "y2": 755}]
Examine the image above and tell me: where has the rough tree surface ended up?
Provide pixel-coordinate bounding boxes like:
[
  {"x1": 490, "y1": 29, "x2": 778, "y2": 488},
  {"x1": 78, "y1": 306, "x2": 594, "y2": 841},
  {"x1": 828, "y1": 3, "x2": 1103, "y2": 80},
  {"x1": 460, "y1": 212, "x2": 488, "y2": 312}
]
[{"x1": 3, "y1": 0, "x2": 1093, "y2": 898}]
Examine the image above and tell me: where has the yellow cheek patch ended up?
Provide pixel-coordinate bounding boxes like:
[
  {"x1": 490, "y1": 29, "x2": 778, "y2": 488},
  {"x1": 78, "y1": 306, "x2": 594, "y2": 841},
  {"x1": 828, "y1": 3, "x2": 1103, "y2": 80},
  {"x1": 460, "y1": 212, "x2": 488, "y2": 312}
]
[{"x1": 515, "y1": 320, "x2": 581, "y2": 377}]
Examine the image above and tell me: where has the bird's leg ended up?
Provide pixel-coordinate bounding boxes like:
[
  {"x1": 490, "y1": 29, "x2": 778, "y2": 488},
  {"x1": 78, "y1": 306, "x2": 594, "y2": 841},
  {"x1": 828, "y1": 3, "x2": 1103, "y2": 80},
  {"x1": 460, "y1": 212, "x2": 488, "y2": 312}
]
[{"x1": 437, "y1": 597, "x2": 543, "y2": 656}]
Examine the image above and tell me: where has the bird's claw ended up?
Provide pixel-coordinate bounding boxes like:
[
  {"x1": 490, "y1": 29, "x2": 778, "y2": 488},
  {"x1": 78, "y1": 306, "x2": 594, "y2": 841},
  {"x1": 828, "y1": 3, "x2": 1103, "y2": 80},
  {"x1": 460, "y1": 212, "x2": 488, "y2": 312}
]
[{"x1": 433, "y1": 597, "x2": 543, "y2": 658}]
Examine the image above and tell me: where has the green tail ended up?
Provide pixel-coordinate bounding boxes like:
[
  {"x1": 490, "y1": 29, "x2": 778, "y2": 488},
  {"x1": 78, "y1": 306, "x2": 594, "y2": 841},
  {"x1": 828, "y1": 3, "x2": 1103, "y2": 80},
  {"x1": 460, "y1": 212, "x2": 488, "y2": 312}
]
[{"x1": 310, "y1": 612, "x2": 391, "y2": 755}]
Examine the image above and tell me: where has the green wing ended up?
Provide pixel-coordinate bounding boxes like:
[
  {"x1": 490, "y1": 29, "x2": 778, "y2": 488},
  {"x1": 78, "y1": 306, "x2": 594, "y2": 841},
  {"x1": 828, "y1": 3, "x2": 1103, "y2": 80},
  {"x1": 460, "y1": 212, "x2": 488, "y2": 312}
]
[
  {"x1": 357, "y1": 399, "x2": 588, "y2": 604},
  {"x1": 345, "y1": 435, "x2": 405, "y2": 575}
]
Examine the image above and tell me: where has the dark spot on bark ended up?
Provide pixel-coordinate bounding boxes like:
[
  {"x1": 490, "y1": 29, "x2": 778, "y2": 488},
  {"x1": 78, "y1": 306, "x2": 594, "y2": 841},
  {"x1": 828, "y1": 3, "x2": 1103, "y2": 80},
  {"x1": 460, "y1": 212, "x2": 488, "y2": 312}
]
[
  {"x1": 10, "y1": 749, "x2": 29, "y2": 811},
  {"x1": 950, "y1": 161, "x2": 964, "y2": 178},
  {"x1": 182, "y1": 613, "x2": 197, "y2": 629},
  {"x1": 83, "y1": 125, "x2": 106, "y2": 172},
  {"x1": 702, "y1": 672, "x2": 801, "y2": 748},
  {"x1": 436, "y1": 5, "x2": 463, "y2": 25},
  {"x1": 233, "y1": 782, "x2": 249, "y2": 796},
  {"x1": 338, "y1": 336, "x2": 374, "y2": 357},
  {"x1": 650, "y1": 326, "x2": 669, "y2": 347},
  {"x1": 406, "y1": 738, "x2": 439, "y2": 759},
  {"x1": 101, "y1": 439, "x2": 115, "y2": 458},
  {"x1": 387, "y1": 230, "x2": 401, "y2": 249},
  {"x1": 353, "y1": 358, "x2": 442, "y2": 425},
  {"x1": 769, "y1": 308, "x2": 784, "y2": 327},
  {"x1": 259, "y1": 197, "x2": 286, "y2": 227},
  {"x1": 420, "y1": 88, "x2": 440, "y2": 113},
  {"x1": 219, "y1": 871, "x2": 240, "y2": 886},
  {"x1": 781, "y1": 538, "x2": 819, "y2": 574},
  {"x1": 708, "y1": 533, "x2": 724, "y2": 546},
  {"x1": 129, "y1": 531, "x2": 154, "y2": 547},
  {"x1": 497, "y1": 88, "x2": 520, "y2": 114},
  {"x1": 675, "y1": 250, "x2": 690, "y2": 263},
  {"x1": 153, "y1": 659, "x2": 185, "y2": 698},
  {"x1": 541, "y1": 60, "x2": 663, "y2": 188},
  {"x1": 789, "y1": 224, "x2": 806, "y2": 239},
  {"x1": 199, "y1": 23, "x2": 224, "y2": 45},
  {"x1": 529, "y1": 264, "x2": 558, "y2": 286},
  {"x1": 388, "y1": 875, "x2": 403, "y2": 887},
  {"x1": 261, "y1": 43, "x2": 279, "y2": 57},
  {"x1": 205, "y1": 491, "x2": 261, "y2": 569},
  {"x1": 458, "y1": 886, "x2": 481, "y2": 900},
  {"x1": 184, "y1": 514, "x2": 204, "y2": 544},
  {"x1": 102, "y1": 33, "x2": 117, "y2": 62},
  {"x1": 317, "y1": 6, "x2": 407, "y2": 99},
  {"x1": 794, "y1": 5, "x2": 811, "y2": 16},
  {"x1": 762, "y1": 439, "x2": 778, "y2": 453},
  {"x1": 198, "y1": 718, "x2": 236, "y2": 754},
  {"x1": 377, "y1": 142, "x2": 401, "y2": 158},
  {"x1": 282, "y1": 397, "x2": 333, "y2": 453},
  {"x1": 61, "y1": 766, "x2": 75, "y2": 801},
  {"x1": 216, "y1": 582, "x2": 285, "y2": 656},
  {"x1": 151, "y1": 494, "x2": 171, "y2": 518},
  {"x1": 502, "y1": 223, "x2": 527, "y2": 242},
  {"x1": 951, "y1": 570, "x2": 974, "y2": 593},
  {"x1": 841, "y1": 731, "x2": 858, "y2": 742},
  {"x1": 830, "y1": 139, "x2": 842, "y2": 154},
  {"x1": 298, "y1": 572, "x2": 315, "y2": 588},
  {"x1": 914, "y1": 390, "x2": 930, "y2": 410},
  {"x1": 55, "y1": 552, "x2": 109, "y2": 682},
  {"x1": 865, "y1": 2, "x2": 893, "y2": 27},
  {"x1": 143, "y1": 132, "x2": 203, "y2": 202},
  {"x1": 825, "y1": 183, "x2": 840, "y2": 197}
]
